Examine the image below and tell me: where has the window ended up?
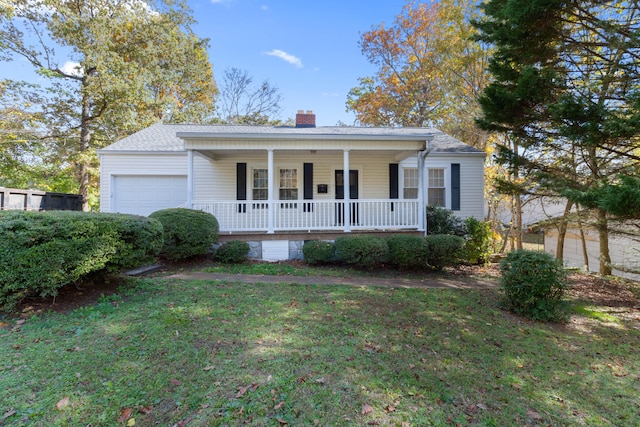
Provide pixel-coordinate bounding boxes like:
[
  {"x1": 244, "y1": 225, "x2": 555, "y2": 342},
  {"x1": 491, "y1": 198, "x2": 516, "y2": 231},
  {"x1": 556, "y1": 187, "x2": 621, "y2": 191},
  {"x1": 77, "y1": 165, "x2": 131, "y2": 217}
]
[
  {"x1": 252, "y1": 168, "x2": 268, "y2": 208},
  {"x1": 279, "y1": 168, "x2": 298, "y2": 208},
  {"x1": 428, "y1": 168, "x2": 446, "y2": 207},
  {"x1": 403, "y1": 168, "x2": 419, "y2": 199}
]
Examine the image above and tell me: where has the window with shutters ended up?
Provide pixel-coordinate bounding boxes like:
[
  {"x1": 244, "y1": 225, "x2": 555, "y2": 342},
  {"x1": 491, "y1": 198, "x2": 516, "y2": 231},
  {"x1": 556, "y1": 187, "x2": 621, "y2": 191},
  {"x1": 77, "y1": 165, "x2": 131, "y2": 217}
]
[
  {"x1": 279, "y1": 168, "x2": 298, "y2": 208},
  {"x1": 428, "y1": 168, "x2": 446, "y2": 207},
  {"x1": 403, "y1": 168, "x2": 419, "y2": 199}
]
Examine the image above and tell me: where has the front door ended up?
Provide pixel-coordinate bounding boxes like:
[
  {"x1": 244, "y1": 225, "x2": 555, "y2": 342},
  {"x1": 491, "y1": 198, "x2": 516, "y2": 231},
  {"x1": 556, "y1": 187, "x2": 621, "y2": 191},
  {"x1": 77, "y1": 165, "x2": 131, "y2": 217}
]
[{"x1": 335, "y1": 170, "x2": 359, "y2": 225}]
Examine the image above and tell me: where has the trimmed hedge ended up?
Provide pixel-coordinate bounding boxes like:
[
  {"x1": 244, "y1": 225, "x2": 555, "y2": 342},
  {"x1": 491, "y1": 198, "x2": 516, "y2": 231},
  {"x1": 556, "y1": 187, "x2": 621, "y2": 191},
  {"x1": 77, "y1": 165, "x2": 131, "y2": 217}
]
[
  {"x1": 500, "y1": 250, "x2": 568, "y2": 322},
  {"x1": 149, "y1": 208, "x2": 219, "y2": 261},
  {"x1": 462, "y1": 217, "x2": 493, "y2": 265},
  {"x1": 334, "y1": 235, "x2": 389, "y2": 269},
  {"x1": 0, "y1": 210, "x2": 163, "y2": 311},
  {"x1": 425, "y1": 234, "x2": 464, "y2": 271},
  {"x1": 214, "y1": 240, "x2": 250, "y2": 264},
  {"x1": 302, "y1": 240, "x2": 335, "y2": 265},
  {"x1": 387, "y1": 234, "x2": 428, "y2": 270}
]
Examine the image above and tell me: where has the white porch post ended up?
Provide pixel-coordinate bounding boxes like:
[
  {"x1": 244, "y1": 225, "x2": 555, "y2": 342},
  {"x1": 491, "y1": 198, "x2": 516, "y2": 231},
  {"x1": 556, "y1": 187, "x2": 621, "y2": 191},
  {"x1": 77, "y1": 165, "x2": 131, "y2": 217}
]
[
  {"x1": 417, "y1": 148, "x2": 428, "y2": 234},
  {"x1": 187, "y1": 149, "x2": 194, "y2": 209},
  {"x1": 343, "y1": 149, "x2": 351, "y2": 232},
  {"x1": 267, "y1": 148, "x2": 275, "y2": 234}
]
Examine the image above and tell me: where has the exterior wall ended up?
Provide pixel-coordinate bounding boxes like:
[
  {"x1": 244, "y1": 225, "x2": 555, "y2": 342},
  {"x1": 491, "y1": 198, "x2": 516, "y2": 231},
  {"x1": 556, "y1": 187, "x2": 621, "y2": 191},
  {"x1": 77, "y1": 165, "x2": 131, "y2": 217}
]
[
  {"x1": 545, "y1": 227, "x2": 640, "y2": 281},
  {"x1": 99, "y1": 152, "x2": 187, "y2": 212},
  {"x1": 193, "y1": 151, "x2": 401, "y2": 201},
  {"x1": 401, "y1": 153, "x2": 485, "y2": 220}
]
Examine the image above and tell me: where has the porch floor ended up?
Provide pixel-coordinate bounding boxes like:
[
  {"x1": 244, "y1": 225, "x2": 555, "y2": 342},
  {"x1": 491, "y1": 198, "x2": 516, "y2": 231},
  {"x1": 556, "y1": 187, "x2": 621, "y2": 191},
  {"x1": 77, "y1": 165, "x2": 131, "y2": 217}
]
[{"x1": 217, "y1": 229, "x2": 424, "y2": 242}]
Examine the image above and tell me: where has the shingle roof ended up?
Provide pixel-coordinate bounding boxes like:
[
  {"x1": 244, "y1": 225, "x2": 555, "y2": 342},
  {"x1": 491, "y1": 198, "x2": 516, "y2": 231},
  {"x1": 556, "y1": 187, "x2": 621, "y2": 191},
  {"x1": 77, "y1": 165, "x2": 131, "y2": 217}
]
[{"x1": 99, "y1": 123, "x2": 484, "y2": 154}]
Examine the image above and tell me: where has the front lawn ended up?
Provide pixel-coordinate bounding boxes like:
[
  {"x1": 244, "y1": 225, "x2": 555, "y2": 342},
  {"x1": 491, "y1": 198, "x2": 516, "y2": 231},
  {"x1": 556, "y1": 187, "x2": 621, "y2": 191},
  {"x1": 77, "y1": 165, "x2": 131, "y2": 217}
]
[{"x1": 1, "y1": 270, "x2": 638, "y2": 426}]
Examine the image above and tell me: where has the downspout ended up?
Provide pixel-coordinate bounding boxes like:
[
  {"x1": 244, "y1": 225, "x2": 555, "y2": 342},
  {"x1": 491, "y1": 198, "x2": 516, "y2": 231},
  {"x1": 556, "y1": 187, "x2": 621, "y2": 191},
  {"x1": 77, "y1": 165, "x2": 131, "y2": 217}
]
[{"x1": 418, "y1": 137, "x2": 433, "y2": 236}]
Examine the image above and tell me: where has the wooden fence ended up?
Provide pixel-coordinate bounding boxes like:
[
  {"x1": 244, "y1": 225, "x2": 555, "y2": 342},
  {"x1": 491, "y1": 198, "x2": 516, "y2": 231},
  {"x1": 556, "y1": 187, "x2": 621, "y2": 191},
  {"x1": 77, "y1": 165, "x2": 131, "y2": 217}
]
[{"x1": 0, "y1": 187, "x2": 82, "y2": 212}]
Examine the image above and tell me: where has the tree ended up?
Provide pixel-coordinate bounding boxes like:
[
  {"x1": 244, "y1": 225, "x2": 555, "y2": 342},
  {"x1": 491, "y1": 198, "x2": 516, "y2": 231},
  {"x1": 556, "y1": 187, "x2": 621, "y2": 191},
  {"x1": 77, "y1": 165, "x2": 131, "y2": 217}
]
[
  {"x1": 475, "y1": 0, "x2": 640, "y2": 275},
  {"x1": 346, "y1": 0, "x2": 491, "y2": 150},
  {"x1": 216, "y1": 67, "x2": 283, "y2": 125},
  {"x1": 1, "y1": 0, "x2": 217, "y2": 209}
]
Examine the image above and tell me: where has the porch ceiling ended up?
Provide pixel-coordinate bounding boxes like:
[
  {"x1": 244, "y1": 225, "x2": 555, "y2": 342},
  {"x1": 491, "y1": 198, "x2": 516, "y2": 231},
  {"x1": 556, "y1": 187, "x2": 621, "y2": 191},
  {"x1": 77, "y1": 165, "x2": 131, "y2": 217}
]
[{"x1": 193, "y1": 148, "x2": 421, "y2": 161}]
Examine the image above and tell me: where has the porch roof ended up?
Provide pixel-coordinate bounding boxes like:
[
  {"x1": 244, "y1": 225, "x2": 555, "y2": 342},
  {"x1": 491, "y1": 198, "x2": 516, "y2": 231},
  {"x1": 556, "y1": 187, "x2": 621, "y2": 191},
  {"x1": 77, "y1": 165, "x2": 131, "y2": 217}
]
[{"x1": 99, "y1": 123, "x2": 485, "y2": 155}]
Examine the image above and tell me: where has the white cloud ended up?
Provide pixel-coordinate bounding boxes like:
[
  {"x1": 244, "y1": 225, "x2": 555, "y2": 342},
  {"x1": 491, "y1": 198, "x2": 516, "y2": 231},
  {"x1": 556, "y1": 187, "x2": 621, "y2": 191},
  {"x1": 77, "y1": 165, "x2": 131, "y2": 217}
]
[
  {"x1": 60, "y1": 61, "x2": 83, "y2": 77},
  {"x1": 264, "y1": 49, "x2": 303, "y2": 68}
]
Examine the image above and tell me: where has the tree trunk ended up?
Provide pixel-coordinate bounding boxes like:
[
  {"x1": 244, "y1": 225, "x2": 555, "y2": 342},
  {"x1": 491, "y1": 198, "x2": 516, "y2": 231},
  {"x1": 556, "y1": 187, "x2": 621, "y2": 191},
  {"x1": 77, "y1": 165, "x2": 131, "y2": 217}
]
[
  {"x1": 596, "y1": 208, "x2": 612, "y2": 275},
  {"x1": 555, "y1": 199, "x2": 574, "y2": 260},
  {"x1": 78, "y1": 89, "x2": 92, "y2": 212},
  {"x1": 515, "y1": 194, "x2": 523, "y2": 250},
  {"x1": 576, "y1": 204, "x2": 589, "y2": 272}
]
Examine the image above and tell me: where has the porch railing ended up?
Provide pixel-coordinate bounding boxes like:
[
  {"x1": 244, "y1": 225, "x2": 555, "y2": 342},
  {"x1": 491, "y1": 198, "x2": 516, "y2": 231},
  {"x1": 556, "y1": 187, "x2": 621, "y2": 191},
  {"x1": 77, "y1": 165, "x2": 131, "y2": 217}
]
[{"x1": 191, "y1": 199, "x2": 420, "y2": 233}]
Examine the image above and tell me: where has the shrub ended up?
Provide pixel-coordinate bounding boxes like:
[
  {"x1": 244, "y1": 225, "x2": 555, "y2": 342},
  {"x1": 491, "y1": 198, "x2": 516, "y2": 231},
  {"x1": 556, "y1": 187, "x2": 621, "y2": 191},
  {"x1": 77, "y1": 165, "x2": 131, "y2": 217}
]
[
  {"x1": 425, "y1": 234, "x2": 464, "y2": 271},
  {"x1": 462, "y1": 217, "x2": 493, "y2": 265},
  {"x1": 302, "y1": 240, "x2": 335, "y2": 265},
  {"x1": 426, "y1": 206, "x2": 466, "y2": 236},
  {"x1": 149, "y1": 208, "x2": 219, "y2": 261},
  {"x1": 214, "y1": 240, "x2": 250, "y2": 263},
  {"x1": 334, "y1": 235, "x2": 389, "y2": 269},
  {"x1": 0, "y1": 210, "x2": 163, "y2": 311},
  {"x1": 387, "y1": 234, "x2": 428, "y2": 270},
  {"x1": 499, "y1": 250, "x2": 568, "y2": 322}
]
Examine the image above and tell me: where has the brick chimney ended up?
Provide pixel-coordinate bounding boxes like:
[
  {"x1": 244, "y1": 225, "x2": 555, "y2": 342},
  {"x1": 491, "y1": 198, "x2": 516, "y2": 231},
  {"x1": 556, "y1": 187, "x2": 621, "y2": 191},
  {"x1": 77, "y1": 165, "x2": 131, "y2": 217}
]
[{"x1": 295, "y1": 110, "x2": 316, "y2": 128}]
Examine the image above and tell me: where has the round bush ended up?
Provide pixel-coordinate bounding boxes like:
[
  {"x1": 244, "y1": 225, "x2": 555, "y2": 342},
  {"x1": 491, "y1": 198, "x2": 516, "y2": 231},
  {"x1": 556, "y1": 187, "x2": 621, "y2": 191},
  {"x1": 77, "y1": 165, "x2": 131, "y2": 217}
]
[
  {"x1": 387, "y1": 234, "x2": 428, "y2": 270},
  {"x1": 149, "y1": 208, "x2": 219, "y2": 261},
  {"x1": 302, "y1": 240, "x2": 336, "y2": 265},
  {"x1": 214, "y1": 240, "x2": 250, "y2": 263},
  {"x1": 334, "y1": 235, "x2": 389, "y2": 269},
  {"x1": 499, "y1": 250, "x2": 568, "y2": 322},
  {"x1": 0, "y1": 210, "x2": 163, "y2": 311},
  {"x1": 425, "y1": 234, "x2": 464, "y2": 271}
]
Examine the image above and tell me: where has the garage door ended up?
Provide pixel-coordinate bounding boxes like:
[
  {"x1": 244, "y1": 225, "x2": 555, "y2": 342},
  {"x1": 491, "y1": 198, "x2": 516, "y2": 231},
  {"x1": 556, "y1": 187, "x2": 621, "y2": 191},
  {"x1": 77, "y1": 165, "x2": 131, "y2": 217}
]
[{"x1": 112, "y1": 175, "x2": 187, "y2": 216}]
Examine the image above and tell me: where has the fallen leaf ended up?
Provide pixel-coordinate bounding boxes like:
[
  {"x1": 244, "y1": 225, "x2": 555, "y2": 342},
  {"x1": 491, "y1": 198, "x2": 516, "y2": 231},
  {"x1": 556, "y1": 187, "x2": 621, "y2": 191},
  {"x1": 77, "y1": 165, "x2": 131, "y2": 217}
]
[
  {"x1": 274, "y1": 401, "x2": 285, "y2": 410},
  {"x1": 138, "y1": 406, "x2": 154, "y2": 414},
  {"x1": 384, "y1": 404, "x2": 396, "y2": 413},
  {"x1": 119, "y1": 408, "x2": 133, "y2": 423},
  {"x1": 126, "y1": 418, "x2": 136, "y2": 426},
  {"x1": 510, "y1": 383, "x2": 521, "y2": 391},
  {"x1": 236, "y1": 385, "x2": 253, "y2": 398},
  {"x1": 477, "y1": 403, "x2": 488, "y2": 411},
  {"x1": 527, "y1": 409, "x2": 542, "y2": 420},
  {"x1": 362, "y1": 404, "x2": 374, "y2": 415},
  {"x1": 277, "y1": 417, "x2": 288, "y2": 425},
  {"x1": 401, "y1": 422, "x2": 410, "y2": 427},
  {"x1": 0, "y1": 409, "x2": 16, "y2": 423},
  {"x1": 203, "y1": 366, "x2": 215, "y2": 371},
  {"x1": 170, "y1": 379, "x2": 182, "y2": 386},
  {"x1": 56, "y1": 396, "x2": 70, "y2": 411},
  {"x1": 315, "y1": 377, "x2": 326, "y2": 384}
]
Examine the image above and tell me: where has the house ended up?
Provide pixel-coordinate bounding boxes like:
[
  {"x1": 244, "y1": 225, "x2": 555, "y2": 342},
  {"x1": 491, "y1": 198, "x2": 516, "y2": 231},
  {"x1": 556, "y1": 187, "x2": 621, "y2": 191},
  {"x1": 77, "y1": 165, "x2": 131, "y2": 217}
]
[
  {"x1": 544, "y1": 222, "x2": 640, "y2": 281},
  {"x1": 98, "y1": 111, "x2": 485, "y2": 261}
]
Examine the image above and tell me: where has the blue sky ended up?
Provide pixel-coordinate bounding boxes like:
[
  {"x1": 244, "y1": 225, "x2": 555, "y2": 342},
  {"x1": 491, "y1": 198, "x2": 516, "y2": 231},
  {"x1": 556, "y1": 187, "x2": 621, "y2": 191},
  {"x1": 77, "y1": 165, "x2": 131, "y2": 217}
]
[
  {"x1": 1, "y1": 0, "x2": 409, "y2": 126},
  {"x1": 194, "y1": 0, "x2": 408, "y2": 125}
]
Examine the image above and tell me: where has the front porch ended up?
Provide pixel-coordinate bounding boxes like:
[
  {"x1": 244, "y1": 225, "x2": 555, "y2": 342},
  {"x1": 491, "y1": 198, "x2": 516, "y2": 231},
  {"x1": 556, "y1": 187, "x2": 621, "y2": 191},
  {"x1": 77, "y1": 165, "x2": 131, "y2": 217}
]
[{"x1": 192, "y1": 199, "x2": 421, "y2": 234}]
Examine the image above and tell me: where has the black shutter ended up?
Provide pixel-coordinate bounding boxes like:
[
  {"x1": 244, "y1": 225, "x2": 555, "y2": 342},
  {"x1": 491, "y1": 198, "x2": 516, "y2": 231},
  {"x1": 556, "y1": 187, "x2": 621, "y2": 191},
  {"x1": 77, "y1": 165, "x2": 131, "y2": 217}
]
[
  {"x1": 303, "y1": 163, "x2": 313, "y2": 212},
  {"x1": 237, "y1": 163, "x2": 247, "y2": 213},
  {"x1": 389, "y1": 163, "x2": 399, "y2": 211},
  {"x1": 451, "y1": 163, "x2": 460, "y2": 211}
]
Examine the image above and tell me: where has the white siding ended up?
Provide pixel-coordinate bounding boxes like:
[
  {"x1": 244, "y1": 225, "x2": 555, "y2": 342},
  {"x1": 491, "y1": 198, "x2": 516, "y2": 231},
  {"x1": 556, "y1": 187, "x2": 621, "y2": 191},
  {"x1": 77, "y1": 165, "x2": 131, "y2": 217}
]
[
  {"x1": 192, "y1": 151, "x2": 400, "y2": 201},
  {"x1": 401, "y1": 154, "x2": 485, "y2": 220},
  {"x1": 99, "y1": 152, "x2": 187, "y2": 212}
]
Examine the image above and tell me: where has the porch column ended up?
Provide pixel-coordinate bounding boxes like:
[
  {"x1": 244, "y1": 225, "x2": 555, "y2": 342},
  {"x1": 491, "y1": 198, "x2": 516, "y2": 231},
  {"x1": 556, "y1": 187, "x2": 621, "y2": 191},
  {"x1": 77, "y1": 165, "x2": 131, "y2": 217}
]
[
  {"x1": 343, "y1": 149, "x2": 351, "y2": 232},
  {"x1": 417, "y1": 148, "x2": 427, "y2": 233},
  {"x1": 267, "y1": 148, "x2": 275, "y2": 234},
  {"x1": 187, "y1": 149, "x2": 194, "y2": 209}
]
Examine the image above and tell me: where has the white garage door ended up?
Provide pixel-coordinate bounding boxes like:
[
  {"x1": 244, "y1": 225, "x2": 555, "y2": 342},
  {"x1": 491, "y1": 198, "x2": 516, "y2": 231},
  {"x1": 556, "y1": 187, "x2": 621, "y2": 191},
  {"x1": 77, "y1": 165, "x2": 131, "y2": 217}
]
[{"x1": 113, "y1": 175, "x2": 187, "y2": 216}]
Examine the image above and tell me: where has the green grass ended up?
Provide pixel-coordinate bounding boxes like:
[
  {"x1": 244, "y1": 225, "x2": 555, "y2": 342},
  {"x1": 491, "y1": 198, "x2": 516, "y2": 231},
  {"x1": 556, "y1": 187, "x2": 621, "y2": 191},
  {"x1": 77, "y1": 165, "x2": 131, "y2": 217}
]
[{"x1": 1, "y1": 277, "x2": 638, "y2": 426}]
